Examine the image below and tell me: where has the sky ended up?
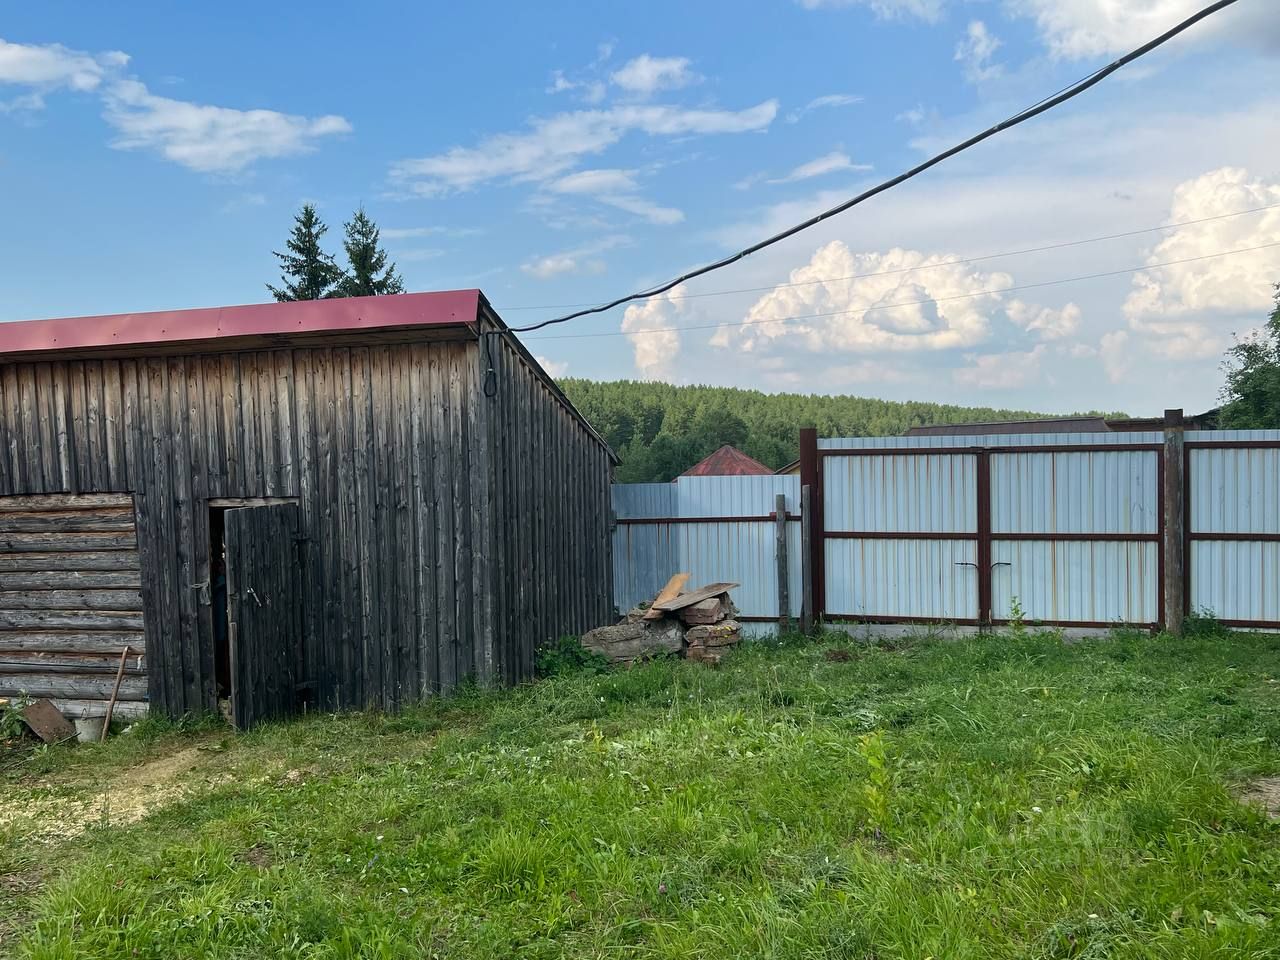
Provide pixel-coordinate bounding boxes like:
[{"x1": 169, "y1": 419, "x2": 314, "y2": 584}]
[{"x1": 2, "y1": 1, "x2": 1279, "y2": 417}]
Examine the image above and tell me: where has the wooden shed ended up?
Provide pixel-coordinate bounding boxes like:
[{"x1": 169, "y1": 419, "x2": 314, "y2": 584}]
[{"x1": 0, "y1": 290, "x2": 615, "y2": 727}]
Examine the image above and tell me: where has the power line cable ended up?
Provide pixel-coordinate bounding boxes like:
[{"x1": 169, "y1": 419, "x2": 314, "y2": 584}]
[
  {"x1": 498, "y1": 201, "x2": 1280, "y2": 312},
  {"x1": 523, "y1": 239, "x2": 1280, "y2": 341},
  {"x1": 506, "y1": 0, "x2": 1242, "y2": 335}
]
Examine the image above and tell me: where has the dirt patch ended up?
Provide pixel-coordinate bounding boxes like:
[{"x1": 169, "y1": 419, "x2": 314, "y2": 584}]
[
  {"x1": 0, "y1": 744, "x2": 224, "y2": 843},
  {"x1": 823, "y1": 649, "x2": 853, "y2": 663},
  {"x1": 1238, "y1": 777, "x2": 1280, "y2": 819},
  {"x1": 237, "y1": 844, "x2": 273, "y2": 870}
]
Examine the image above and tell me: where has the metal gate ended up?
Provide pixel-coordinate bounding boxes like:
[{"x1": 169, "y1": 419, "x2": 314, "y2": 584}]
[
  {"x1": 225, "y1": 503, "x2": 302, "y2": 728},
  {"x1": 804, "y1": 431, "x2": 1164, "y2": 629}
]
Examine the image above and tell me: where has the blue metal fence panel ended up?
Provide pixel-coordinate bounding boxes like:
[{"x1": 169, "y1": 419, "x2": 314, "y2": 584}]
[
  {"x1": 1191, "y1": 541, "x2": 1280, "y2": 622},
  {"x1": 824, "y1": 538, "x2": 978, "y2": 619},
  {"x1": 992, "y1": 541, "x2": 1158, "y2": 623},
  {"x1": 1189, "y1": 445, "x2": 1280, "y2": 534},
  {"x1": 824, "y1": 453, "x2": 976, "y2": 533},
  {"x1": 611, "y1": 475, "x2": 802, "y2": 623},
  {"x1": 1188, "y1": 432, "x2": 1280, "y2": 623},
  {"x1": 991, "y1": 450, "x2": 1159, "y2": 534}
]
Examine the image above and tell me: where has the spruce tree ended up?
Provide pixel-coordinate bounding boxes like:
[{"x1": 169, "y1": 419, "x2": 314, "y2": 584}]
[
  {"x1": 336, "y1": 208, "x2": 405, "y2": 297},
  {"x1": 266, "y1": 204, "x2": 343, "y2": 302}
]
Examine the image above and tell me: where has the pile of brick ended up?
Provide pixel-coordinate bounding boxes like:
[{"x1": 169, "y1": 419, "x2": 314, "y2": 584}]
[{"x1": 581, "y1": 575, "x2": 742, "y2": 666}]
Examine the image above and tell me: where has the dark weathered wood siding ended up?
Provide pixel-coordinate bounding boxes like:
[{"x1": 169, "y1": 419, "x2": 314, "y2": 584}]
[
  {"x1": 483, "y1": 321, "x2": 615, "y2": 684},
  {"x1": 0, "y1": 322, "x2": 613, "y2": 718},
  {"x1": 0, "y1": 338, "x2": 487, "y2": 716}
]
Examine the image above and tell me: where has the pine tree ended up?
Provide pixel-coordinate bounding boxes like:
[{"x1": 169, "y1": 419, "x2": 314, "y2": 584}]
[
  {"x1": 336, "y1": 208, "x2": 405, "y2": 297},
  {"x1": 266, "y1": 204, "x2": 344, "y2": 302}
]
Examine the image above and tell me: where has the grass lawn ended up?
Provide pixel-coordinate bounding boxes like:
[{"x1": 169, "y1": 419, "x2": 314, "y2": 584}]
[{"x1": 3, "y1": 626, "x2": 1280, "y2": 958}]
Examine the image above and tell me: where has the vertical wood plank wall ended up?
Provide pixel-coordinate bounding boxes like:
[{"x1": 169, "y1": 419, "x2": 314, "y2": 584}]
[
  {"x1": 0, "y1": 339, "x2": 490, "y2": 716},
  {"x1": 485, "y1": 330, "x2": 615, "y2": 684}
]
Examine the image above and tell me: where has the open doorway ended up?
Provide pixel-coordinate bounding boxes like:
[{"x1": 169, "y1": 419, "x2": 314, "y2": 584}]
[{"x1": 209, "y1": 506, "x2": 232, "y2": 721}]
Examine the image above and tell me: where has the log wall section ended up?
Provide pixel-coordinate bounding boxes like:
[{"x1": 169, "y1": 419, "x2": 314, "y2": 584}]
[{"x1": 0, "y1": 493, "x2": 146, "y2": 719}]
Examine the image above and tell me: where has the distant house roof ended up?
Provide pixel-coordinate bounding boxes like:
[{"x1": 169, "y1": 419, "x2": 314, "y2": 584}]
[{"x1": 681, "y1": 445, "x2": 774, "y2": 478}]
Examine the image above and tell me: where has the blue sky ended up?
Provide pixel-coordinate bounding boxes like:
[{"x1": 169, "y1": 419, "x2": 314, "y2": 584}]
[{"x1": 3, "y1": 1, "x2": 1279, "y2": 415}]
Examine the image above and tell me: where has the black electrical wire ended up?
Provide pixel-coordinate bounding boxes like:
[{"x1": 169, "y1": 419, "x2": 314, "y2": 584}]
[
  {"x1": 507, "y1": 0, "x2": 1242, "y2": 335},
  {"x1": 496, "y1": 201, "x2": 1280, "y2": 312},
  {"x1": 523, "y1": 239, "x2": 1280, "y2": 341}
]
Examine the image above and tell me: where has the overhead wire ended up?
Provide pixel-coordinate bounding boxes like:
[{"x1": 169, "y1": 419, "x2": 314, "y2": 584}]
[
  {"x1": 505, "y1": 0, "x2": 1243, "y2": 335},
  {"x1": 522, "y1": 239, "x2": 1280, "y2": 341},
  {"x1": 497, "y1": 201, "x2": 1280, "y2": 312}
]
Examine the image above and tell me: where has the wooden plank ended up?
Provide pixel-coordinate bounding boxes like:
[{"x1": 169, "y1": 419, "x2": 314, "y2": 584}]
[
  {"x1": 412, "y1": 345, "x2": 439, "y2": 696},
  {"x1": 50, "y1": 361, "x2": 73, "y2": 490},
  {"x1": 0, "y1": 532, "x2": 137, "y2": 552},
  {"x1": 451, "y1": 346, "x2": 474, "y2": 687},
  {"x1": 20, "y1": 699, "x2": 76, "y2": 743},
  {"x1": 643, "y1": 573, "x2": 691, "y2": 620},
  {"x1": 44, "y1": 698, "x2": 148, "y2": 720},
  {"x1": 292, "y1": 350, "x2": 318, "y2": 706},
  {"x1": 652, "y1": 582, "x2": 740, "y2": 613},
  {"x1": 0, "y1": 589, "x2": 143, "y2": 611},
  {"x1": 430, "y1": 346, "x2": 457, "y2": 694},
  {"x1": 0, "y1": 570, "x2": 142, "y2": 590},
  {"x1": 34, "y1": 363, "x2": 59, "y2": 492},
  {"x1": 333, "y1": 348, "x2": 360, "y2": 707},
  {"x1": 0, "y1": 672, "x2": 147, "y2": 701},
  {"x1": 83, "y1": 359, "x2": 106, "y2": 490},
  {"x1": 0, "y1": 551, "x2": 139, "y2": 573},
  {"x1": 0, "y1": 633, "x2": 146, "y2": 654},
  {"x1": 0, "y1": 509, "x2": 137, "y2": 533},
  {"x1": 2, "y1": 365, "x2": 27, "y2": 493},
  {"x1": 103, "y1": 359, "x2": 127, "y2": 488},
  {"x1": 167, "y1": 355, "x2": 201, "y2": 712},
  {"x1": 0, "y1": 496, "x2": 133, "y2": 519},
  {"x1": 0, "y1": 657, "x2": 145, "y2": 676}
]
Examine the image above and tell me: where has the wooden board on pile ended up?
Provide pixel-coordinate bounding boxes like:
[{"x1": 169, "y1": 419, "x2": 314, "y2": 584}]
[
  {"x1": 651, "y1": 582, "x2": 739, "y2": 613},
  {"x1": 642, "y1": 573, "x2": 690, "y2": 620}
]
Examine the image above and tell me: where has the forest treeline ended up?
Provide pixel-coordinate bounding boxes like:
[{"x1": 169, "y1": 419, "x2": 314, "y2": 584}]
[{"x1": 560, "y1": 379, "x2": 1109, "y2": 482}]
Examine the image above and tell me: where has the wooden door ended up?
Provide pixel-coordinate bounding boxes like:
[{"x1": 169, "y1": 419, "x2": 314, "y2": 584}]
[{"x1": 225, "y1": 503, "x2": 301, "y2": 729}]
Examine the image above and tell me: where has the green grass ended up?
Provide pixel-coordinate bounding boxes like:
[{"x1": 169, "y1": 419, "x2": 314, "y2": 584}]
[{"x1": 4, "y1": 628, "x2": 1280, "y2": 958}]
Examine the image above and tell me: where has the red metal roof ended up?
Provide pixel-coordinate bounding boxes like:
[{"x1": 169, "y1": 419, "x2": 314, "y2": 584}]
[
  {"x1": 680, "y1": 445, "x2": 774, "y2": 478},
  {"x1": 0, "y1": 289, "x2": 482, "y2": 357}
]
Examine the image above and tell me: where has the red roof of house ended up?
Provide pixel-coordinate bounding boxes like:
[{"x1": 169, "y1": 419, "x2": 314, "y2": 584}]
[
  {"x1": 681, "y1": 445, "x2": 774, "y2": 478},
  {"x1": 0, "y1": 289, "x2": 482, "y2": 357}
]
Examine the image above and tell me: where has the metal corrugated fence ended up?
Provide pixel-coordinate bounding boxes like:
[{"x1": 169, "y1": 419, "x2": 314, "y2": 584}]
[
  {"x1": 612, "y1": 429, "x2": 1280, "y2": 633},
  {"x1": 1187, "y1": 430, "x2": 1280, "y2": 626},
  {"x1": 612, "y1": 476, "x2": 802, "y2": 625}
]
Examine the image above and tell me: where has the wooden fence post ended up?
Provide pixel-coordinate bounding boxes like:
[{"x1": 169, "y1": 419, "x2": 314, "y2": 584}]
[
  {"x1": 775, "y1": 493, "x2": 790, "y2": 632},
  {"x1": 1163, "y1": 408, "x2": 1186, "y2": 635},
  {"x1": 798, "y1": 427, "x2": 822, "y2": 629},
  {"x1": 800, "y1": 484, "x2": 814, "y2": 636}
]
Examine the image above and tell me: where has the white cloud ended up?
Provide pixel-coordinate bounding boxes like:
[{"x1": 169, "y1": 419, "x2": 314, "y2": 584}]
[
  {"x1": 396, "y1": 248, "x2": 446, "y2": 263},
  {"x1": 733, "y1": 240, "x2": 1014, "y2": 354},
  {"x1": 1123, "y1": 166, "x2": 1280, "y2": 357},
  {"x1": 953, "y1": 345, "x2": 1047, "y2": 389},
  {"x1": 1, "y1": 39, "x2": 348, "y2": 173},
  {"x1": 391, "y1": 100, "x2": 777, "y2": 195},
  {"x1": 1006, "y1": 299, "x2": 1081, "y2": 340},
  {"x1": 546, "y1": 167, "x2": 684, "y2": 224},
  {"x1": 520, "y1": 235, "x2": 629, "y2": 280},
  {"x1": 1099, "y1": 330, "x2": 1133, "y2": 383},
  {"x1": 795, "y1": 0, "x2": 944, "y2": 21},
  {"x1": 1007, "y1": 0, "x2": 1279, "y2": 60},
  {"x1": 767, "y1": 151, "x2": 870, "y2": 185},
  {"x1": 534, "y1": 354, "x2": 569, "y2": 378},
  {"x1": 381, "y1": 226, "x2": 482, "y2": 240},
  {"x1": 102, "y1": 79, "x2": 351, "y2": 173},
  {"x1": 550, "y1": 168, "x2": 639, "y2": 195},
  {"x1": 610, "y1": 55, "x2": 698, "y2": 96},
  {"x1": 954, "y1": 20, "x2": 1002, "y2": 83},
  {"x1": 786, "y1": 93, "x2": 863, "y2": 123},
  {"x1": 621, "y1": 285, "x2": 687, "y2": 380},
  {"x1": 0, "y1": 37, "x2": 127, "y2": 108}
]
